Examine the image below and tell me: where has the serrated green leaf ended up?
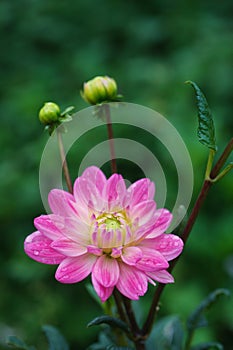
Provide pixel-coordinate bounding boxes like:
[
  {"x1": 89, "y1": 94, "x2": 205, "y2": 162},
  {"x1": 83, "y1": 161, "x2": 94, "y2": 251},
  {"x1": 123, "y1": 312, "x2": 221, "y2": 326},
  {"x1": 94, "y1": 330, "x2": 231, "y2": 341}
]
[
  {"x1": 146, "y1": 315, "x2": 184, "y2": 350},
  {"x1": 191, "y1": 341, "x2": 223, "y2": 350},
  {"x1": 42, "y1": 325, "x2": 69, "y2": 350},
  {"x1": 187, "y1": 288, "x2": 230, "y2": 332},
  {"x1": 6, "y1": 336, "x2": 35, "y2": 350},
  {"x1": 186, "y1": 80, "x2": 217, "y2": 151},
  {"x1": 87, "y1": 315, "x2": 130, "y2": 334}
]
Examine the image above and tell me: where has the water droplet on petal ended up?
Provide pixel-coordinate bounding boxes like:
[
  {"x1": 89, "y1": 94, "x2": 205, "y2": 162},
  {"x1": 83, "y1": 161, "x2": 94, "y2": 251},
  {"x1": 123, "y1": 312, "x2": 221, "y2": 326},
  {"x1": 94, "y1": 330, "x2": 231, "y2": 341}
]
[{"x1": 33, "y1": 250, "x2": 39, "y2": 256}]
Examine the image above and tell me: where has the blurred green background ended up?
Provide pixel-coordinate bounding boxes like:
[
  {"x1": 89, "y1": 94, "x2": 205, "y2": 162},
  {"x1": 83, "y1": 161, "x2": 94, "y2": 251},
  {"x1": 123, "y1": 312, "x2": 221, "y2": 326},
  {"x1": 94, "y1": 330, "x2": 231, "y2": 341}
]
[{"x1": 0, "y1": 0, "x2": 232, "y2": 349}]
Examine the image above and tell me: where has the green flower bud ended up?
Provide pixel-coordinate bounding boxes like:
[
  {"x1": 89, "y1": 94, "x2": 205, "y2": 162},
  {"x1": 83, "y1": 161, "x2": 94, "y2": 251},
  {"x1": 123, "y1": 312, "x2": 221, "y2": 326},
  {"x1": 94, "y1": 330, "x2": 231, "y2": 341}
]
[
  {"x1": 81, "y1": 76, "x2": 118, "y2": 105},
  {"x1": 39, "y1": 102, "x2": 61, "y2": 125}
]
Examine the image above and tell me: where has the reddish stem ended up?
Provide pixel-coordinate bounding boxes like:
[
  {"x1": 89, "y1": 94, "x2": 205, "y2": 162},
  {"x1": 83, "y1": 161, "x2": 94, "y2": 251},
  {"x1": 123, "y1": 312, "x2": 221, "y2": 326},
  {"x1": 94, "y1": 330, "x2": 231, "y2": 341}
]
[{"x1": 104, "y1": 104, "x2": 117, "y2": 173}]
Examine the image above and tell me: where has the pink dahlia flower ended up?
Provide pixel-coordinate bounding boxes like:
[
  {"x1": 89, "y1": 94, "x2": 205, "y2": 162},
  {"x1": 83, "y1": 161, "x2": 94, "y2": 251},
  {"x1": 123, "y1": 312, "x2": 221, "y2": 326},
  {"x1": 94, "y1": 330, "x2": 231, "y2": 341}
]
[{"x1": 24, "y1": 166, "x2": 183, "y2": 302}]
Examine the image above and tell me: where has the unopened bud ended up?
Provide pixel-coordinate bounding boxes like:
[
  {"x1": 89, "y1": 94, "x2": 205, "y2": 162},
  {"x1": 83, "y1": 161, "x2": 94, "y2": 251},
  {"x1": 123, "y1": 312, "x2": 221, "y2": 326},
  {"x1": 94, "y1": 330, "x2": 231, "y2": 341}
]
[
  {"x1": 39, "y1": 102, "x2": 61, "y2": 125},
  {"x1": 81, "y1": 76, "x2": 118, "y2": 105}
]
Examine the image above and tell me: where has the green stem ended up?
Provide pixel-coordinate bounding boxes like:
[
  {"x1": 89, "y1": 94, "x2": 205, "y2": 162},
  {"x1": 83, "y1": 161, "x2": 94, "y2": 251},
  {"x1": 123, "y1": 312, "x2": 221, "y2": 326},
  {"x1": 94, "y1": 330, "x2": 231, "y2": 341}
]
[
  {"x1": 205, "y1": 149, "x2": 216, "y2": 180},
  {"x1": 142, "y1": 137, "x2": 233, "y2": 338},
  {"x1": 210, "y1": 138, "x2": 233, "y2": 179},
  {"x1": 57, "y1": 129, "x2": 73, "y2": 194},
  {"x1": 210, "y1": 163, "x2": 233, "y2": 182},
  {"x1": 104, "y1": 104, "x2": 117, "y2": 173}
]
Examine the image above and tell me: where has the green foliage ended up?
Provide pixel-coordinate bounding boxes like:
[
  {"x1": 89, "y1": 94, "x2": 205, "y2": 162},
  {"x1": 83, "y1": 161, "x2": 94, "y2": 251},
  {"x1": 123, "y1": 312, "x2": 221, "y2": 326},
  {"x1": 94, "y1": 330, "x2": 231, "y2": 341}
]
[
  {"x1": 42, "y1": 325, "x2": 69, "y2": 350},
  {"x1": 146, "y1": 316, "x2": 184, "y2": 350},
  {"x1": 190, "y1": 343, "x2": 223, "y2": 350},
  {"x1": 87, "y1": 316, "x2": 130, "y2": 334},
  {"x1": 186, "y1": 81, "x2": 217, "y2": 151},
  {"x1": 185, "y1": 289, "x2": 230, "y2": 350},
  {"x1": 0, "y1": 0, "x2": 233, "y2": 349},
  {"x1": 187, "y1": 289, "x2": 230, "y2": 333},
  {"x1": 6, "y1": 336, "x2": 35, "y2": 350}
]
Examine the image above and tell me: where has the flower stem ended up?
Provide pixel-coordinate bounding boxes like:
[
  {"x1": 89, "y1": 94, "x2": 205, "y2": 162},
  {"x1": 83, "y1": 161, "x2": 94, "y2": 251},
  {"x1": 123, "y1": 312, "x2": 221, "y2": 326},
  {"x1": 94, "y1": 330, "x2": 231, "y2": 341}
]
[
  {"x1": 57, "y1": 128, "x2": 73, "y2": 194},
  {"x1": 104, "y1": 104, "x2": 117, "y2": 173},
  {"x1": 142, "y1": 137, "x2": 233, "y2": 337}
]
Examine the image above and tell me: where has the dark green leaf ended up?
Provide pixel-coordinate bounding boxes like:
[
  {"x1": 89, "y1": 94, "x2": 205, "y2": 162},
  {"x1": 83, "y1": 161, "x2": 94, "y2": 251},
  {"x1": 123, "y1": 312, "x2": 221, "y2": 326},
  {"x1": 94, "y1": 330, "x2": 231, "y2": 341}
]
[
  {"x1": 186, "y1": 80, "x2": 217, "y2": 151},
  {"x1": 187, "y1": 288, "x2": 230, "y2": 332},
  {"x1": 42, "y1": 325, "x2": 69, "y2": 350},
  {"x1": 191, "y1": 342, "x2": 223, "y2": 350},
  {"x1": 146, "y1": 315, "x2": 184, "y2": 350},
  {"x1": 6, "y1": 336, "x2": 35, "y2": 350},
  {"x1": 87, "y1": 315, "x2": 130, "y2": 334}
]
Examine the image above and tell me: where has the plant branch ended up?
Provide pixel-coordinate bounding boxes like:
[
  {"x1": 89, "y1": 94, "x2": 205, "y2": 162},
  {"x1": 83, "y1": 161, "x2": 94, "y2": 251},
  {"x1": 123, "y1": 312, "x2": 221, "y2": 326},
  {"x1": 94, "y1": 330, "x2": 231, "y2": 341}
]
[
  {"x1": 210, "y1": 137, "x2": 233, "y2": 179},
  {"x1": 104, "y1": 104, "x2": 117, "y2": 173},
  {"x1": 57, "y1": 128, "x2": 73, "y2": 194},
  {"x1": 142, "y1": 137, "x2": 233, "y2": 337}
]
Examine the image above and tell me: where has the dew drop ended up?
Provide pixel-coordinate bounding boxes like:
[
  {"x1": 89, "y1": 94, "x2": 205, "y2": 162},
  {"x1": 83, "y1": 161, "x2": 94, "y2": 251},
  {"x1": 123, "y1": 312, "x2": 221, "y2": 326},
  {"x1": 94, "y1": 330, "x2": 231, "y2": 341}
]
[{"x1": 33, "y1": 250, "x2": 39, "y2": 256}]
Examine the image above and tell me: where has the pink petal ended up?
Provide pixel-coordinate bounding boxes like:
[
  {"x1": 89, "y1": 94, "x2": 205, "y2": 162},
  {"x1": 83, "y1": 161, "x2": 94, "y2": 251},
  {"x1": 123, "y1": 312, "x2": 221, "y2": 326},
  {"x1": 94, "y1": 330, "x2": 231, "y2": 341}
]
[
  {"x1": 55, "y1": 254, "x2": 97, "y2": 283},
  {"x1": 34, "y1": 214, "x2": 64, "y2": 240},
  {"x1": 103, "y1": 174, "x2": 126, "y2": 210},
  {"x1": 51, "y1": 238, "x2": 87, "y2": 257},
  {"x1": 92, "y1": 274, "x2": 114, "y2": 302},
  {"x1": 24, "y1": 231, "x2": 65, "y2": 264},
  {"x1": 146, "y1": 209, "x2": 173, "y2": 238},
  {"x1": 60, "y1": 217, "x2": 90, "y2": 245},
  {"x1": 48, "y1": 189, "x2": 76, "y2": 216},
  {"x1": 87, "y1": 245, "x2": 103, "y2": 256},
  {"x1": 147, "y1": 270, "x2": 174, "y2": 283},
  {"x1": 73, "y1": 177, "x2": 103, "y2": 211},
  {"x1": 143, "y1": 234, "x2": 183, "y2": 261},
  {"x1": 127, "y1": 178, "x2": 155, "y2": 206},
  {"x1": 121, "y1": 246, "x2": 142, "y2": 266},
  {"x1": 116, "y1": 263, "x2": 148, "y2": 300},
  {"x1": 81, "y1": 166, "x2": 106, "y2": 194},
  {"x1": 92, "y1": 255, "x2": 120, "y2": 288},
  {"x1": 130, "y1": 200, "x2": 156, "y2": 226},
  {"x1": 135, "y1": 247, "x2": 169, "y2": 271}
]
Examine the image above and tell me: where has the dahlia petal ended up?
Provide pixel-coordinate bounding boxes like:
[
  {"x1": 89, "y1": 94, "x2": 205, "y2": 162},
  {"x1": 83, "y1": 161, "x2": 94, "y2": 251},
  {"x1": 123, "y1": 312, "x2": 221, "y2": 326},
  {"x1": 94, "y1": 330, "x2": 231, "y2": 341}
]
[
  {"x1": 127, "y1": 178, "x2": 155, "y2": 206},
  {"x1": 142, "y1": 234, "x2": 184, "y2": 261},
  {"x1": 60, "y1": 217, "x2": 90, "y2": 245},
  {"x1": 73, "y1": 177, "x2": 103, "y2": 211},
  {"x1": 100, "y1": 229, "x2": 116, "y2": 249},
  {"x1": 48, "y1": 189, "x2": 76, "y2": 216},
  {"x1": 34, "y1": 214, "x2": 64, "y2": 240},
  {"x1": 136, "y1": 247, "x2": 169, "y2": 271},
  {"x1": 81, "y1": 166, "x2": 106, "y2": 194},
  {"x1": 51, "y1": 238, "x2": 87, "y2": 257},
  {"x1": 130, "y1": 200, "x2": 156, "y2": 226},
  {"x1": 147, "y1": 270, "x2": 174, "y2": 283},
  {"x1": 93, "y1": 255, "x2": 120, "y2": 288},
  {"x1": 103, "y1": 174, "x2": 126, "y2": 210},
  {"x1": 92, "y1": 274, "x2": 114, "y2": 302},
  {"x1": 87, "y1": 245, "x2": 103, "y2": 256},
  {"x1": 55, "y1": 254, "x2": 97, "y2": 283},
  {"x1": 121, "y1": 246, "x2": 142, "y2": 266},
  {"x1": 146, "y1": 209, "x2": 173, "y2": 238},
  {"x1": 116, "y1": 263, "x2": 148, "y2": 300},
  {"x1": 24, "y1": 231, "x2": 65, "y2": 264},
  {"x1": 111, "y1": 247, "x2": 122, "y2": 258}
]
